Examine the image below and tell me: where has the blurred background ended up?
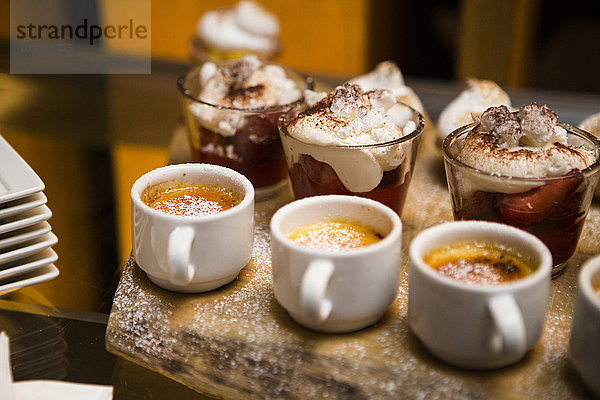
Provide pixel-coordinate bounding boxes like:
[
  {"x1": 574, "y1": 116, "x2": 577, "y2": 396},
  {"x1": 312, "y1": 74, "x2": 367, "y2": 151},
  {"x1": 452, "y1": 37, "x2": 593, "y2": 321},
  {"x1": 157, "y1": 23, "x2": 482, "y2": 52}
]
[{"x1": 0, "y1": 0, "x2": 599, "y2": 313}]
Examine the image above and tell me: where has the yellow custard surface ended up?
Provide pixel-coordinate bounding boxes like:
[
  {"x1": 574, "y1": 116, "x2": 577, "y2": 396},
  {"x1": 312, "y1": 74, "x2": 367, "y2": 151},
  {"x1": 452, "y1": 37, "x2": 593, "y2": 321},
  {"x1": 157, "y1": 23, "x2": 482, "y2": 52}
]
[
  {"x1": 145, "y1": 184, "x2": 242, "y2": 216},
  {"x1": 288, "y1": 219, "x2": 383, "y2": 251},
  {"x1": 424, "y1": 240, "x2": 536, "y2": 285}
]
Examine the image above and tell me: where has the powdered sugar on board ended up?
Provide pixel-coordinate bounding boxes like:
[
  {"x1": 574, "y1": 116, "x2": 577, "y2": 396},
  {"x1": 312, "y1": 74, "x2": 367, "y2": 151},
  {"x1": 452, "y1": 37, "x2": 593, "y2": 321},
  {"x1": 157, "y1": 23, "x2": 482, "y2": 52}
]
[{"x1": 106, "y1": 132, "x2": 600, "y2": 399}]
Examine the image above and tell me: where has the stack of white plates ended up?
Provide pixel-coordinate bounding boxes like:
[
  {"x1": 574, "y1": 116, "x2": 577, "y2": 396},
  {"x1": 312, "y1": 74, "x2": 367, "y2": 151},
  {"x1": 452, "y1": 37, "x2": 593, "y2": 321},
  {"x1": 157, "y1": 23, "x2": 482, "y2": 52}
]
[{"x1": 0, "y1": 135, "x2": 59, "y2": 297}]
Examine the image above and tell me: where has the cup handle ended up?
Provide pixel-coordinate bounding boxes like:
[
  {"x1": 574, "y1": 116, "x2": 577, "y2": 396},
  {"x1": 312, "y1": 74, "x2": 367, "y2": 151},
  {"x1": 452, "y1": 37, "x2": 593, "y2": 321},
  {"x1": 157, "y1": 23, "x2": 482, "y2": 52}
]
[
  {"x1": 167, "y1": 226, "x2": 196, "y2": 287},
  {"x1": 488, "y1": 294, "x2": 527, "y2": 359},
  {"x1": 300, "y1": 259, "x2": 334, "y2": 324}
]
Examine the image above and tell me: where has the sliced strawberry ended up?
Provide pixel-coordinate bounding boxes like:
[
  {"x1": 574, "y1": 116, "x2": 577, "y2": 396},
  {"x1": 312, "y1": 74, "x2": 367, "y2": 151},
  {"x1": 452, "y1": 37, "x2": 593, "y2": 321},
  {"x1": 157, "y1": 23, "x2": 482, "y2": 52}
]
[
  {"x1": 363, "y1": 168, "x2": 410, "y2": 214},
  {"x1": 290, "y1": 163, "x2": 315, "y2": 199},
  {"x1": 546, "y1": 188, "x2": 589, "y2": 224},
  {"x1": 291, "y1": 154, "x2": 345, "y2": 197},
  {"x1": 498, "y1": 174, "x2": 583, "y2": 226}
]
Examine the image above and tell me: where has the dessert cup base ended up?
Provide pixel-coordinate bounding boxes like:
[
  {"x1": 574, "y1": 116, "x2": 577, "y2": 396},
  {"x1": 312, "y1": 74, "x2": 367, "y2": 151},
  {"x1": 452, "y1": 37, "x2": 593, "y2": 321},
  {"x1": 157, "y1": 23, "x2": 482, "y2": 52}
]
[
  {"x1": 551, "y1": 261, "x2": 568, "y2": 279},
  {"x1": 420, "y1": 339, "x2": 525, "y2": 370},
  {"x1": 287, "y1": 312, "x2": 383, "y2": 334},
  {"x1": 255, "y1": 179, "x2": 288, "y2": 201},
  {"x1": 145, "y1": 271, "x2": 239, "y2": 293}
]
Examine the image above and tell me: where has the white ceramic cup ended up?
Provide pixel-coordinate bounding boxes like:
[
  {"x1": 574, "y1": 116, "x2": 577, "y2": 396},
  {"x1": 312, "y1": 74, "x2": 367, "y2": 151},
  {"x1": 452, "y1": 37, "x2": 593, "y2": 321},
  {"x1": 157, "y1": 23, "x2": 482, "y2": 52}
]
[
  {"x1": 270, "y1": 195, "x2": 402, "y2": 333},
  {"x1": 408, "y1": 221, "x2": 552, "y2": 369},
  {"x1": 131, "y1": 163, "x2": 254, "y2": 293},
  {"x1": 569, "y1": 255, "x2": 600, "y2": 397}
]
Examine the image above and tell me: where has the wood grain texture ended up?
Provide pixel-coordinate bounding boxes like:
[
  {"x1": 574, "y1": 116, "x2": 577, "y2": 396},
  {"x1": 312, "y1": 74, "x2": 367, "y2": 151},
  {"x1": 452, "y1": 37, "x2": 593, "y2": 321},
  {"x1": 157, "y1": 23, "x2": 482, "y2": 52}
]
[{"x1": 106, "y1": 128, "x2": 599, "y2": 399}]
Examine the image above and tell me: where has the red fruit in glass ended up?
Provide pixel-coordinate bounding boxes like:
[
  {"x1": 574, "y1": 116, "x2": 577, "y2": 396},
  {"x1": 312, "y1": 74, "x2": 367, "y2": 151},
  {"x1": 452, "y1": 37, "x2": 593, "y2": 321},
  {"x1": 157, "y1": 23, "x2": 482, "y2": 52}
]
[{"x1": 498, "y1": 174, "x2": 583, "y2": 226}]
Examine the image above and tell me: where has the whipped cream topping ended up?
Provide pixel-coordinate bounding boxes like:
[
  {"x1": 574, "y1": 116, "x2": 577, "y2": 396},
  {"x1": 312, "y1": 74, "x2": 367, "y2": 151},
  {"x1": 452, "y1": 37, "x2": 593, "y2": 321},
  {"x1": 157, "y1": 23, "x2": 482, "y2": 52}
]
[
  {"x1": 349, "y1": 61, "x2": 426, "y2": 115},
  {"x1": 457, "y1": 103, "x2": 597, "y2": 183},
  {"x1": 285, "y1": 83, "x2": 418, "y2": 192},
  {"x1": 438, "y1": 78, "x2": 512, "y2": 140},
  {"x1": 196, "y1": 1, "x2": 280, "y2": 54},
  {"x1": 579, "y1": 112, "x2": 600, "y2": 135},
  {"x1": 190, "y1": 56, "x2": 302, "y2": 136},
  {"x1": 578, "y1": 112, "x2": 600, "y2": 197}
]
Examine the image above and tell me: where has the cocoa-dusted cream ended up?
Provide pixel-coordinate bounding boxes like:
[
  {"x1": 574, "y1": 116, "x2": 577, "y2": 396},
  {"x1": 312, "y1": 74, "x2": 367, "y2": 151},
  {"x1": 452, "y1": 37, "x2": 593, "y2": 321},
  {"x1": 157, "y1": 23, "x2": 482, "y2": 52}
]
[{"x1": 458, "y1": 103, "x2": 596, "y2": 182}]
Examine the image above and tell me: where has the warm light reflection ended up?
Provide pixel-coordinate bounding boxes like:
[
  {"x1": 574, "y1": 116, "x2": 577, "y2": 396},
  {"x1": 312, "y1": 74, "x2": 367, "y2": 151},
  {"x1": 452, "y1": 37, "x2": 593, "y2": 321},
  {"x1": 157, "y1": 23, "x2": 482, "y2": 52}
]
[
  {"x1": 0, "y1": 75, "x2": 36, "y2": 120},
  {"x1": 112, "y1": 142, "x2": 167, "y2": 266}
]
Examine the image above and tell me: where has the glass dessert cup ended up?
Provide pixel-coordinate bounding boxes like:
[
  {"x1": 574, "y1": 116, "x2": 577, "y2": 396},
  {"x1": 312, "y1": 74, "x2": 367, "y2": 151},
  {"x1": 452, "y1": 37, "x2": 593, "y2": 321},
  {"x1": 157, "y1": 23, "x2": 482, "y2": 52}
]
[
  {"x1": 177, "y1": 62, "x2": 313, "y2": 199},
  {"x1": 278, "y1": 103, "x2": 424, "y2": 216},
  {"x1": 443, "y1": 123, "x2": 600, "y2": 277},
  {"x1": 189, "y1": 37, "x2": 281, "y2": 64}
]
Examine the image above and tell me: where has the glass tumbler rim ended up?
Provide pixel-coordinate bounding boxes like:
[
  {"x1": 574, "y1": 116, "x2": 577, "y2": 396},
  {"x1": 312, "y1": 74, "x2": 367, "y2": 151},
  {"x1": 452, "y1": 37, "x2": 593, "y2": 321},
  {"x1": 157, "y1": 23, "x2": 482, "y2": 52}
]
[
  {"x1": 176, "y1": 60, "x2": 314, "y2": 114},
  {"x1": 277, "y1": 102, "x2": 425, "y2": 150},
  {"x1": 188, "y1": 36, "x2": 283, "y2": 64},
  {"x1": 442, "y1": 122, "x2": 600, "y2": 182}
]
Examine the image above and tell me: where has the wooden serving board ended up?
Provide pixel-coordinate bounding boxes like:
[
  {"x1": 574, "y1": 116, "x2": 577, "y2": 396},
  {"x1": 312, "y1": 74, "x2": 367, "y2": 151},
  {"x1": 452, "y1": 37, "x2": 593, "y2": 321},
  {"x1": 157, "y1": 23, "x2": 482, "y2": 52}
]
[{"x1": 106, "y1": 130, "x2": 600, "y2": 399}]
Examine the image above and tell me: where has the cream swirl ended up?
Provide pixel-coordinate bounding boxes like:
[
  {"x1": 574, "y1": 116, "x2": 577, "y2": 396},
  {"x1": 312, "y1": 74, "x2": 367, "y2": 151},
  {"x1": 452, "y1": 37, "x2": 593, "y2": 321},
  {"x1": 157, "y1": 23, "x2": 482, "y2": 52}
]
[
  {"x1": 285, "y1": 83, "x2": 417, "y2": 192},
  {"x1": 438, "y1": 78, "x2": 512, "y2": 141},
  {"x1": 579, "y1": 112, "x2": 600, "y2": 136},
  {"x1": 190, "y1": 56, "x2": 302, "y2": 136},
  {"x1": 196, "y1": 1, "x2": 280, "y2": 55},
  {"x1": 349, "y1": 61, "x2": 426, "y2": 116},
  {"x1": 457, "y1": 104, "x2": 597, "y2": 191},
  {"x1": 579, "y1": 112, "x2": 600, "y2": 198}
]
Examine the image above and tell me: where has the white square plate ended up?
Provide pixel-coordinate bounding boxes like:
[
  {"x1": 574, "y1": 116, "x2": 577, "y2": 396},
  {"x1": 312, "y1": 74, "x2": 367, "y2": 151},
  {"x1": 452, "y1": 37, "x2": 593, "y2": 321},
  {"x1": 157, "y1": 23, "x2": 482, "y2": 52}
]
[
  {"x1": 0, "y1": 135, "x2": 45, "y2": 205},
  {"x1": 0, "y1": 264, "x2": 59, "y2": 297},
  {"x1": 0, "y1": 248, "x2": 58, "y2": 280},
  {"x1": 0, "y1": 205, "x2": 52, "y2": 235},
  {"x1": 0, "y1": 222, "x2": 52, "y2": 251},
  {"x1": 0, "y1": 192, "x2": 47, "y2": 220},
  {"x1": 0, "y1": 232, "x2": 58, "y2": 266}
]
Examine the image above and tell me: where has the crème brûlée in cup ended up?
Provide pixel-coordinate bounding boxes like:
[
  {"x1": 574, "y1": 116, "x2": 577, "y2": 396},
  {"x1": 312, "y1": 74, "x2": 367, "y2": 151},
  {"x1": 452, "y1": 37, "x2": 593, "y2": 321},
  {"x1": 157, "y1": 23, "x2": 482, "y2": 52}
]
[
  {"x1": 178, "y1": 55, "x2": 313, "y2": 198},
  {"x1": 278, "y1": 83, "x2": 424, "y2": 216},
  {"x1": 443, "y1": 103, "x2": 600, "y2": 277}
]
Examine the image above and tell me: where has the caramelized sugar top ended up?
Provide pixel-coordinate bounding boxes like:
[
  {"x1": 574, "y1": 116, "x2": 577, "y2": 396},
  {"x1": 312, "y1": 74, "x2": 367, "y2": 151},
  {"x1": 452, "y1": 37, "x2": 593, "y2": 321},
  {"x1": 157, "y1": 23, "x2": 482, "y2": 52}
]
[
  {"x1": 424, "y1": 240, "x2": 535, "y2": 286},
  {"x1": 594, "y1": 282, "x2": 600, "y2": 299},
  {"x1": 145, "y1": 184, "x2": 243, "y2": 216},
  {"x1": 288, "y1": 219, "x2": 383, "y2": 251}
]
